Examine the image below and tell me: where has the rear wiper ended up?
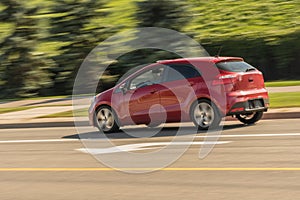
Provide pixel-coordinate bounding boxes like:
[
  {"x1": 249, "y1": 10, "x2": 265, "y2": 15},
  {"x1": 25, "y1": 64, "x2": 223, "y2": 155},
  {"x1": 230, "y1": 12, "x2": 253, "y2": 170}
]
[{"x1": 245, "y1": 68, "x2": 256, "y2": 72}]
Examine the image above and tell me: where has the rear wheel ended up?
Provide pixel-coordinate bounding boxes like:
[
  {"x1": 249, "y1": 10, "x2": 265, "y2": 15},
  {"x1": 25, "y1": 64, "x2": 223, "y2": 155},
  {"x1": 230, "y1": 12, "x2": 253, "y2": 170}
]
[
  {"x1": 191, "y1": 99, "x2": 221, "y2": 130},
  {"x1": 95, "y1": 106, "x2": 120, "y2": 133},
  {"x1": 236, "y1": 111, "x2": 263, "y2": 125}
]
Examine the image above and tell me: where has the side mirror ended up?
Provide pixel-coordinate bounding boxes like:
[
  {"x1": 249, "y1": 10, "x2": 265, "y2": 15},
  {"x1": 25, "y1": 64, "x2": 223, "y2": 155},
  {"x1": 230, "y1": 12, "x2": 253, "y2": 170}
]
[{"x1": 119, "y1": 83, "x2": 127, "y2": 94}]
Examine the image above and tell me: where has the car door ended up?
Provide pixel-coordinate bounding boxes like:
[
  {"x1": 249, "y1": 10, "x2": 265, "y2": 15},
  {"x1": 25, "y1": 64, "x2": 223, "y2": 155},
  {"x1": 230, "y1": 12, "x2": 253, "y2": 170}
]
[
  {"x1": 159, "y1": 64, "x2": 203, "y2": 122},
  {"x1": 121, "y1": 65, "x2": 166, "y2": 125}
]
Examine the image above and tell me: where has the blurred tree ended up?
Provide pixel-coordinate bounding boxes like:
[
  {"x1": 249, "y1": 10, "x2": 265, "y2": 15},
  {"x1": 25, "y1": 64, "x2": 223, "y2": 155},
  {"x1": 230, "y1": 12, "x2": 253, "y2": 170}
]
[
  {"x1": 101, "y1": 0, "x2": 192, "y2": 92},
  {"x1": 48, "y1": 0, "x2": 112, "y2": 95},
  {"x1": 0, "y1": 0, "x2": 22, "y2": 22},
  {"x1": 136, "y1": 0, "x2": 190, "y2": 31},
  {"x1": 0, "y1": 1, "x2": 53, "y2": 98}
]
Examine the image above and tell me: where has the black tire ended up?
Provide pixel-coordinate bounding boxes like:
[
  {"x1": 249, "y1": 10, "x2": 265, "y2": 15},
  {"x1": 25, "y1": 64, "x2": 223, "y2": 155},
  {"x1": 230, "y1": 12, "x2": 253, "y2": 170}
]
[
  {"x1": 94, "y1": 106, "x2": 120, "y2": 133},
  {"x1": 236, "y1": 111, "x2": 263, "y2": 125},
  {"x1": 190, "y1": 99, "x2": 221, "y2": 130}
]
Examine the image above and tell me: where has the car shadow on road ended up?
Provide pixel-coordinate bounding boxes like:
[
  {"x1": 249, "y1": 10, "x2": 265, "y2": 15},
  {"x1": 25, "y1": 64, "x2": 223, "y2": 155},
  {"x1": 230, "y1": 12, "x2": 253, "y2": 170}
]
[{"x1": 63, "y1": 123, "x2": 246, "y2": 140}]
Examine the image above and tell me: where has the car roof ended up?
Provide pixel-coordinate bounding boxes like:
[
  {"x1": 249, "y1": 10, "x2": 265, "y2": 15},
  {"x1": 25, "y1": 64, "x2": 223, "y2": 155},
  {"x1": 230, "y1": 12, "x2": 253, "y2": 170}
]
[
  {"x1": 156, "y1": 56, "x2": 244, "y2": 64},
  {"x1": 115, "y1": 56, "x2": 244, "y2": 85}
]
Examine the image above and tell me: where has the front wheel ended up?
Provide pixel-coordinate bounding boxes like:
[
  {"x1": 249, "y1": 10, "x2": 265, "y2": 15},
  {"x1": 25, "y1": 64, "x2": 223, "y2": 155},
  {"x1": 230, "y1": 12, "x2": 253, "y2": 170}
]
[
  {"x1": 95, "y1": 106, "x2": 120, "y2": 133},
  {"x1": 236, "y1": 111, "x2": 263, "y2": 125},
  {"x1": 191, "y1": 99, "x2": 221, "y2": 130}
]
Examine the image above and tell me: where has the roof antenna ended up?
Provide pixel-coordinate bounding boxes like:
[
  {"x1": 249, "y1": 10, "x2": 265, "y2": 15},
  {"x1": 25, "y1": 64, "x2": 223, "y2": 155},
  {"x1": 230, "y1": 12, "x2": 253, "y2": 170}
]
[{"x1": 215, "y1": 46, "x2": 223, "y2": 57}]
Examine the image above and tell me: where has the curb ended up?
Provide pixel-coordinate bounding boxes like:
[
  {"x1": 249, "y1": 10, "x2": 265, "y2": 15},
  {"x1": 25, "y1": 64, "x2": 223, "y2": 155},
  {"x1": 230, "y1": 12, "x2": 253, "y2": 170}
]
[
  {"x1": 262, "y1": 112, "x2": 300, "y2": 120},
  {"x1": 0, "y1": 121, "x2": 88, "y2": 129},
  {"x1": 0, "y1": 112, "x2": 299, "y2": 129}
]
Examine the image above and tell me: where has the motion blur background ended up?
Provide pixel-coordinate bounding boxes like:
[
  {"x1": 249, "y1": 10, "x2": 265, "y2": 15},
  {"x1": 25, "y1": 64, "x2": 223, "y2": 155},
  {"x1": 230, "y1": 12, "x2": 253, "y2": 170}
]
[{"x1": 0, "y1": 0, "x2": 299, "y2": 98}]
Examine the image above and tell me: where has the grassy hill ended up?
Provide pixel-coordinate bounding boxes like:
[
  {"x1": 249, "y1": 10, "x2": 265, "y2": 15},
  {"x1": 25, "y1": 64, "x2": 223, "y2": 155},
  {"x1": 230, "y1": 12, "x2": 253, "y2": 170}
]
[
  {"x1": 188, "y1": 0, "x2": 299, "y2": 41},
  {"x1": 1, "y1": 0, "x2": 298, "y2": 42},
  {"x1": 0, "y1": 0, "x2": 299, "y2": 53}
]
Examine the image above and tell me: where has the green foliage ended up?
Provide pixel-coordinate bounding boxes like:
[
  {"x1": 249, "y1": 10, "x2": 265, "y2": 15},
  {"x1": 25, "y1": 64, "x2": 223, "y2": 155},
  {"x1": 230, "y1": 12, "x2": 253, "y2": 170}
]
[
  {"x1": 0, "y1": 0, "x2": 299, "y2": 98},
  {"x1": 187, "y1": 0, "x2": 300, "y2": 80},
  {"x1": 100, "y1": 49, "x2": 180, "y2": 92},
  {"x1": 0, "y1": 0, "x2": 22, "y2": 22},
  {"x1": 188, "y1": 0, "x2": 299, "y2": 40},
  {"x1": 0, "y1": 1, "x2": 53, "y2": 98},
  {"x1": 136, "y1": 0, "x2": 191, "y2": 30},
  {"x1": 48, "y1": 0, "x2": 113, "y2": 94},
  {"x1": 100, "y1": 0, "x2": 192, "y2": 91}
]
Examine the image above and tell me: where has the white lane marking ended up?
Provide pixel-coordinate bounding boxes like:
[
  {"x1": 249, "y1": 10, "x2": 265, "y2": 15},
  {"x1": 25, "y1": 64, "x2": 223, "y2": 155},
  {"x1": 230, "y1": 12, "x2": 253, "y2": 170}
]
[
  {"x1": 1, "y1": 132, "x2": 299, "y2": 145},
  {"x1": 0, "y1": 139, "x2": 79, "y2": 144},
  {"x1": 76, "y1": 141, "x2": 231, "y2": 155},
  {"x1": 195, "y1": 133, "x2": 300, "y2": 138}
]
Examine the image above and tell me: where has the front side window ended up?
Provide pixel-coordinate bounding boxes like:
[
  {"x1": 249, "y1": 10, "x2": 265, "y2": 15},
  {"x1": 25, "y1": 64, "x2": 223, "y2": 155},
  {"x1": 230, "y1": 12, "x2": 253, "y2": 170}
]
[{"x1": 129, "y1": 66, "x2": 165, "y2": 90}]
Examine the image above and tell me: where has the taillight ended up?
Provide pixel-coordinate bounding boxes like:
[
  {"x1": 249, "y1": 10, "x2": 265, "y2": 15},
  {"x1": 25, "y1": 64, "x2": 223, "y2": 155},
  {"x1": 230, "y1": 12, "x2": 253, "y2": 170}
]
[{"x1": 212, "y1": 74, "x2": 237, "y2": 85}]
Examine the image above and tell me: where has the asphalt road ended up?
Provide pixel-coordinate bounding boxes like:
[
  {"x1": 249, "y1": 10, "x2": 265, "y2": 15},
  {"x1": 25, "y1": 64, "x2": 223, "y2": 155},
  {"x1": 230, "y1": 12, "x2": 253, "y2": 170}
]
[{"x1": 1, "y1": 119, "x2": 300, "y2": 200}]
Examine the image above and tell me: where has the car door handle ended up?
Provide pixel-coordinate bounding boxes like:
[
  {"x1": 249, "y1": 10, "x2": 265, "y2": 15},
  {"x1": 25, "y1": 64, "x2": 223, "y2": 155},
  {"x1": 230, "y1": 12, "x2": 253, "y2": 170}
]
[
  {"x1": 150, "y1": 89, "x2": 158, "y2": 94},
  {"x1": 189, "y1": 82, "x2": 195, "y2": 86}
]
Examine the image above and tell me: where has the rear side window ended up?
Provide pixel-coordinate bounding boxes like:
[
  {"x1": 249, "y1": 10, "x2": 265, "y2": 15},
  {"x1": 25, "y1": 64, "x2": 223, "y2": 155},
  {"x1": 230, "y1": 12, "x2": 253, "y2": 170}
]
[
  {"x1": 165, "y1": 64, "x2": 201, "y2": 82},
  {"x1": 216, "y1": 61, "x2": 256, "y2": 72}
]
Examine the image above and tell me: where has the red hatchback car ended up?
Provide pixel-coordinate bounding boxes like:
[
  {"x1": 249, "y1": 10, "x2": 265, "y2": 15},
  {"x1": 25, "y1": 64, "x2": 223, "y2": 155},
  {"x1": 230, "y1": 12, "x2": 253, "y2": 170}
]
[{"x1": 89, "y1": 57, "x2": 269, "y2": 133}]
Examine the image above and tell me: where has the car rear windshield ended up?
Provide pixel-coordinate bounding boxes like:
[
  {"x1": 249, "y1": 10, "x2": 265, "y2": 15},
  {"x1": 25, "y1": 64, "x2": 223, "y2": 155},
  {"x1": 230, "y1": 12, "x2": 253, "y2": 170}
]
[{"x1": 216, "y1": 61, "x2": 256, "y2": 72}]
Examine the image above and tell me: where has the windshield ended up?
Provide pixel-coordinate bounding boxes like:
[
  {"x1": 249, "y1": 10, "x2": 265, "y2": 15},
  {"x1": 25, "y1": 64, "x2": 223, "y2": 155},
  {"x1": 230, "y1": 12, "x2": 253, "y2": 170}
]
[{"x1": 216, "y1": 61, "x2": 256, "y2": 72}]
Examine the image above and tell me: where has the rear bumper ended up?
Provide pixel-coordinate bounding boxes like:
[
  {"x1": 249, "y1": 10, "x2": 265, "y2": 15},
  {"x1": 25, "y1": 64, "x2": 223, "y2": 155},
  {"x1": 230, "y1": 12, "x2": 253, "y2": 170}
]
[{"x1": 227, "y1": 98, "x2": 269, "y2": 116}]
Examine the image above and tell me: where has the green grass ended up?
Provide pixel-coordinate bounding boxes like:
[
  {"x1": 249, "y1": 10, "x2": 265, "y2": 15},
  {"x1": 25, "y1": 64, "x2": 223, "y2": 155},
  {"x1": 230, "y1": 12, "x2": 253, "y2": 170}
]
[
  {"x1": 265, "y1": 80, "x2": 300, "y2": 87},
  {"x1": 188, "y1": 0, "x2": 299, "y2": 41},
  {"x1": 19, "y1": 95, "x2": 69, "y2": 100},
  {"x1": 0, "y1": 95, "x2": 69, "y2": 103},
  {"x1": 0, "y1": 104, "x2": 72, "y2": 114},
  {"x1": 0, "y1": 107, "x2": 35, "y2": 114},
  {"x1": 269, "y1": 92, "x2": 300, "y2": 108},
  {"x1": 37, "y1": 108, "x2": 88, "y2": 118}
]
